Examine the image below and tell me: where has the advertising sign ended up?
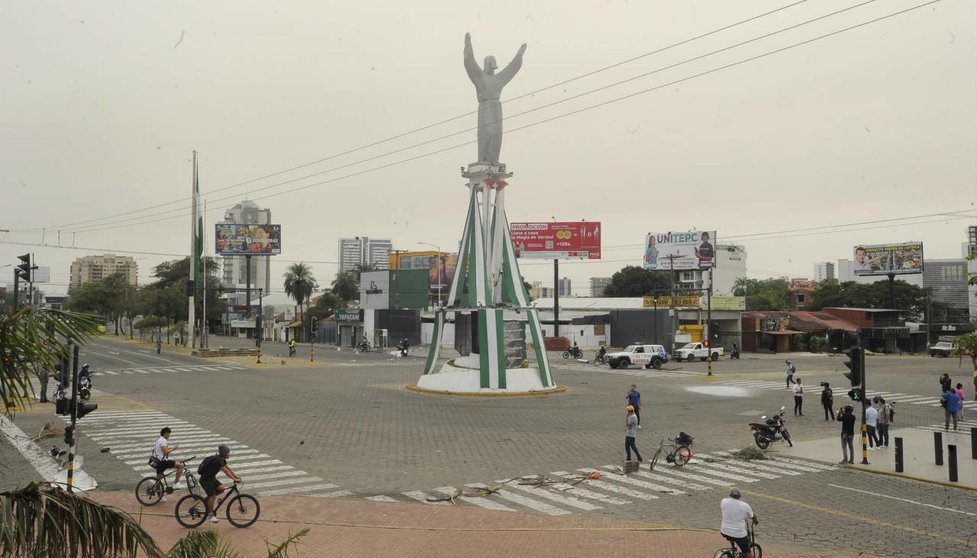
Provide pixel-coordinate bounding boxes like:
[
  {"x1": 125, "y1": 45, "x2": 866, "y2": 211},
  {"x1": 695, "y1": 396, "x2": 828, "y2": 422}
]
[
  {"x1": 643, "y1": 231, "x2": 717, "y2": 271},
  {"x1": 215, "y1": 224, "x2": 282, "y2": 255},
  {"x1": 643, "y1": 295, "x2": 701, "y2": 308},
  {"x1": 510, "y1": 222, "x2": 601, "y2": 259},
  {"x1": 852, "y1": 242, "x2": 923, "y2": 276},
  {"x1": 428, "y1": 252, "x2": 459, "y2": 293}
]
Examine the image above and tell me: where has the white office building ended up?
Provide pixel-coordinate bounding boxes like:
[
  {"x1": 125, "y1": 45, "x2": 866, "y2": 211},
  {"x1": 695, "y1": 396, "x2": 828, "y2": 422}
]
[
  {"x1": 813, "y1": 261, "x2": 835, "y2": 282},
  {"x1": 338, "y1": 237, "x2": 392, "y2": 272}
]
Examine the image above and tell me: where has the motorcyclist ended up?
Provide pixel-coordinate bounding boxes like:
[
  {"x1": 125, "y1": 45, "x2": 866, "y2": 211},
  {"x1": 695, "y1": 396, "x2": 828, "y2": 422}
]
[
  {"x1": 288, "y1": 338, "x2": 297, "y2": 357},
  {"x1": 399, "y1": 338, "x2": 410, "y2": 357},
  {"x1": 596, "y1": 346, "x2": 607, "y2": 363},
  {"x1": 571, "y1": 341, "x2": 581, "y2": 359}
]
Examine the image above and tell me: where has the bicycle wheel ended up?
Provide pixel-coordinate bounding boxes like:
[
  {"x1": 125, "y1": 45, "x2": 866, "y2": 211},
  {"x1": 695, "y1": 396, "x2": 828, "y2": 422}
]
[
  {"x1": 673, "y1": 446, "x2": 692, "y2": 467},
  {"x1": 174, "y1": 494, "x2": 207, "y2": 528},
  {"x1": 751, "y1": 543, "x2": 762, "y2": 558},
  {"x1": 225, "y1": 493, "x2": 260, "y2": 528},
  {"x1": 135, "y1": 477, "x2": 164, "y2": 506},
  {"x1": 650, "y1": 447, "x2": 663, "y2": 470},
  {"x1": 713, "y1": 550, "x2": 735, "y2": 558}
]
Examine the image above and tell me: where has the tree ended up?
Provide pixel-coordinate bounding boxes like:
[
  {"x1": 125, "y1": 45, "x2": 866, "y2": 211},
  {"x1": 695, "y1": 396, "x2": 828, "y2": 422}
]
[
  {"x1": 602, "y1": 266, "x2": 672, "y2": 297},
  {"x1": 953, "y1": 332, "x2": 977, "y2": 370},
  {"x1": 732, "y1": 277, "x2": 790, "y2": 311},
  {"x1": 806, "y1": 279, "x2": 928, "y2": 319},
  {"x1": 313, "y1": 291, "x2": 343, "y2": 315},
  {"x1": 331, "y1": 270, "x2": 359, "y2": 303},
  {"x1": 283, "y1": 263, "x2": 318, "y2": 331}
]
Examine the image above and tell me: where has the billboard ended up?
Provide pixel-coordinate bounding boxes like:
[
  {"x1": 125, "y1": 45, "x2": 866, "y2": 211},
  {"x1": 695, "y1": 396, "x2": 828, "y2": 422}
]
[
  {"x1": 853, "y1": 242, "x2": 923, "y2": 276},
  {"x1": 215, "y1": 224, "x2": 282, "y2": 255},
  {"x1": 428, "y1": 252, "x2": 459, "y2": 293},
  {"x1": 510, "y1": 222, "x2": 601, "y2": 259},
  {"x1": 643, "y1": 231, "x2": 717, "y2": 271}
]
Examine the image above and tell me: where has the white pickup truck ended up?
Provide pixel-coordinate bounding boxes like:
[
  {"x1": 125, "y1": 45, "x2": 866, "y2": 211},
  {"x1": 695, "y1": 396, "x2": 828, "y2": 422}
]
[
  {"x1": 607, "y1": 344, "x2": 669, "y2": 370},
  {"x1": 673, "y1": 342, "x2": 723, "y2": 362}
]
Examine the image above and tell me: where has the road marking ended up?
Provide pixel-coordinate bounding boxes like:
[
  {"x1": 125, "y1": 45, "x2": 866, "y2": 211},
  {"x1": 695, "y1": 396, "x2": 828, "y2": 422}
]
[
  {"x1": 466, "y1": 483, "x2": 571, "y2": 516},
  {"x1": 552, "y1": 472, "x2": 658, "y2": 500},
  {"x1": 744, "y1": 489, "x2": 973, "y2": 545},
  {"x1": 499, "y1": 481, "x2": 603, "y2": 511},
  {"x1": 366, "y1": 495, "x2": 399, "y2": 503},
  {"x1": 402, "y1": 490, "x2": 448, "y2": 505},
  {"x1": 827, "y1": 484, "x2": 977, "y2": 517},
  {"x1": 257, "y1": 483, "x2": 337, "y2": 496},
  {"x1": 0, "y1": 416, "x2": 61, "y2": 484},
  {"x1": 433, "y1": 486, "x2": 516, "y2": 512},
  {"x1": 313, "y1": 490, "x2": 355, "y2": 498},
  {"x1": 769, "y1": 457, "x2": 835, "y2": 471},
  {"x1": 687, "y1": 459, "x2": 780, "y2": 480}
]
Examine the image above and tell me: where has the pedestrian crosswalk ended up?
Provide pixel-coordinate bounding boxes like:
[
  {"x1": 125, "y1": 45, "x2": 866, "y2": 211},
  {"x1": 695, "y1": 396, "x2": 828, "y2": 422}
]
[
  {"x1": 66, "y1": 410, "x2": 348, "y2": 498},
  {"x1": 912, "y1": 417, "x2": 977, "y2": 435},
  {"x1": 334, "y1": 360, "x2": 413, "y2": 368},
  {"x1": 360, "y1": 453, "x2": 835, "y2": 517},
  {"x1": 96, "y1": 364, "x2": 248, "y2": 376},
  {"x1": 712, "y1": 379, "x2": 945, "y2": 407}
]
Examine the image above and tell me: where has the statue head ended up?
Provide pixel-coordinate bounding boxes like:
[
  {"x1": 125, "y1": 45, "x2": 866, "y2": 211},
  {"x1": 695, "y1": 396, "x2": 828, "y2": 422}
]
[{"x1": 483, "y1": 55, "x2": 498, "y2": 74}]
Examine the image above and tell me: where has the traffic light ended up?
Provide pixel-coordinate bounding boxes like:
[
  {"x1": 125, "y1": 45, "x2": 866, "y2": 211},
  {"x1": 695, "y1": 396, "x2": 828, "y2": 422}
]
[
  {"x1": 16, "y1": 254, "x2": 32, "y2": 281},
  {"x1": 55, "y1": 400, "x2": 98, "y2": 419},
  {"x1": 842, "y1": 346, "x2": 864, "y2": 386},
  {"x1": 710, "y1": 322, "x2": 721, "y2": 341},
  {"x1": 64, "y1": 425, "x2": 74, "y2": 445},
  {"x1": 847, "y1": 388, "x2": 864, "y2": 402},
  {"x1": 310, "y1": 316, "x2": 318, "y2": 334}
]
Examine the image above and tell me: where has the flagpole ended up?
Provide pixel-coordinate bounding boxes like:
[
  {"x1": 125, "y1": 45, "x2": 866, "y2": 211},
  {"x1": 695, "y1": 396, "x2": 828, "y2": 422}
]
[{"x1": 188, "y1": 151, "x2": 198, "y2": 350}]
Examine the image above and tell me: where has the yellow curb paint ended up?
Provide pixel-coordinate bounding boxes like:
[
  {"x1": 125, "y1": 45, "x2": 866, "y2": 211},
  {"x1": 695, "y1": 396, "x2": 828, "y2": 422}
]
[
  {"x1": 742, "y1": 489, "x2": 972, "y2": 545},
  {"x1": 405, "y1": 384, "x2": 567, "y2": 398}
]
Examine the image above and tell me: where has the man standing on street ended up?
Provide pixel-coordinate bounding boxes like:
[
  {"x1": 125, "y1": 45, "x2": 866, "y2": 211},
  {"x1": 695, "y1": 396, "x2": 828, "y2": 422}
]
[
  {"x1": 837, "y1": 405, "x2": 856, "y2": 464},
  {"x1": 865, "y1": 401, "x2": 880, "y2": 449},
  {"x1": 38, "y1": 366, "x2": 49, "y2": 403},
  {"x1": 792, "y1": 378, "x2": 804, "y2": 416},
  {"x1": 785, "y1": 360, "x2": 796, "y2": 389},
  {"x1": 820, "y1": 382, "x2": 834, "y2": 420},
  {"x1": 943, "y1": 387, "x2": 960, "y2": 431},
  {"x1": 625, "y1": 405, "x2": 642, "y2": 462},
  {"x1": 627, "y1": 384, "x2": 642, "y2": 429}
]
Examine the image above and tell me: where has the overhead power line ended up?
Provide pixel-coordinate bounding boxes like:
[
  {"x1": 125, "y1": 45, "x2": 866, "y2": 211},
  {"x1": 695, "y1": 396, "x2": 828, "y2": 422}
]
[{"x1": 51, "y1": 0, "x2": 933, "y2": 236}]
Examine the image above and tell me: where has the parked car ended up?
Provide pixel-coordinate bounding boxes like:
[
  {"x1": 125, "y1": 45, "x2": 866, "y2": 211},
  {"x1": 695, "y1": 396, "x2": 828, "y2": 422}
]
[
  {"x1": 929, "y1": 341, "x2": 954, "y2": 357},
  {"x1": 672, "y1": 342, "x2": 723, "y2": 362},
  {"x1": 607, "y1": 344, "x2": 669, "y2": 370}
]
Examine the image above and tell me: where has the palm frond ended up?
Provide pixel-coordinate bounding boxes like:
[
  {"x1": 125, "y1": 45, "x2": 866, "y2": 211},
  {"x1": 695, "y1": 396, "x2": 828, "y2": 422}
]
[
  {"x1": 264, "y1": 528, "x2": 310, "y2": 558},
  {"x1": 0, "y1": 482, "x2": 164, "y2": 558},
  {"x1": 165, "y1": 529, "x2": 243, "y2": 558}
]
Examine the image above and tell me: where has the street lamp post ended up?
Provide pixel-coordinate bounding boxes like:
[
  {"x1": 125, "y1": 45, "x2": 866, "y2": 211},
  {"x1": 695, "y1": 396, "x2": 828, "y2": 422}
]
[{"x1": 418, "y1": 242, "x2": 442, "y2": 308}]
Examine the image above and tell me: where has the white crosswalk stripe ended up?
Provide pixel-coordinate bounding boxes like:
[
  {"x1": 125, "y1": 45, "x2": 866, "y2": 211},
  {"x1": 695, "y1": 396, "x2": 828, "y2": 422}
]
[
  {"x1": 713, "y1": 380, "x2": 942, "y2": 406},
  {"x1": 92, "y1": 364, "x2": 248, "y2": 376},
  {"x1": 912, "y1": 419, "x2": 977, "y2": 435},
  {"x1": 362, "y1": 454, "x2": 834, "y2": 518},
  {"x1": 62, "y1": 410, "x2": 345, "y2": 498}
]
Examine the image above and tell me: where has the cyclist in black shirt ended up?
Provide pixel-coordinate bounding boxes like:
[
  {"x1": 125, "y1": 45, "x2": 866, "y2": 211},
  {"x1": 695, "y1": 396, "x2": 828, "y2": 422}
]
[{"x1": 198, "y1": 444, "x2": 242, "y2": 523}]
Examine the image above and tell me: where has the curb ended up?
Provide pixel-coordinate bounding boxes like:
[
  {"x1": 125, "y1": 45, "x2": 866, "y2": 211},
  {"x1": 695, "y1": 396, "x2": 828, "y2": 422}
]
[{"x1": 405, "y1": 384, "x2": 568, "y2": 398}]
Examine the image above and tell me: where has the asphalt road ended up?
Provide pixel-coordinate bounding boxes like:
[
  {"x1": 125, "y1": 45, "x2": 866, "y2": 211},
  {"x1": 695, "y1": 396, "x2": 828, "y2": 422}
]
[{"x1": 4, "y1": 336, "x2": 976, "y2": 557}]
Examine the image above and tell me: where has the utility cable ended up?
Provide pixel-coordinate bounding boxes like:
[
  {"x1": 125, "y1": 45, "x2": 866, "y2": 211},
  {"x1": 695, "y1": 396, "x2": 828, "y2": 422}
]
[{"x1": 37, "y1": 1, "x2": 811, "y2": 233}]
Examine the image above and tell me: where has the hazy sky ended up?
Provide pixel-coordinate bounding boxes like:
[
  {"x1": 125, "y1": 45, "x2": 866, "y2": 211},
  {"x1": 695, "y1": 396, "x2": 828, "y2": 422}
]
[{"x1": 2, "y1": 0, "x2": 975, "y2": 297}]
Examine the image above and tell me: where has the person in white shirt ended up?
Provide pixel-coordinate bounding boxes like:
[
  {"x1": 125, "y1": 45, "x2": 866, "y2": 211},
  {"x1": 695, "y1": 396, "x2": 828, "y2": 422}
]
[
  {"x1": 792, "y1": 378, "x2": 804, "y2": 416},
  {"x1": 152, "y1": 427, "x2": 185, "y2": 490},
  {"x1": 720, "y1": 488, "x2": 757, "y2": 558},
  {"x1": 865, "y1": 403, "x2": 880, "y2": 450}
]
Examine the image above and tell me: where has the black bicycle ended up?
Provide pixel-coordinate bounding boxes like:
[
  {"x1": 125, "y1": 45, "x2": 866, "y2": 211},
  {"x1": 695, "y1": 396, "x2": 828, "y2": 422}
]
[
  {"x1": 174, "y1": 481, "x2": 260, "y2": 528},
  {"x1": 135, "y1": 456, "x2": 198, "y2": 506},
  {"x1": 714, "y1": 521, "x2": 762, "y2": 558},
  {"x1": 649, "y1": 432, "x2": 694, "y2": 470}
]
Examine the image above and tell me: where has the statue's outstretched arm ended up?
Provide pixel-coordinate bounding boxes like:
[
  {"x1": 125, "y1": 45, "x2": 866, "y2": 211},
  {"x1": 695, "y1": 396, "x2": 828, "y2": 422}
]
[
  {"x1": 464, "y1": 32, "x2": 481, "y2": 82},
  {"x1": 497, "y1": 43, "x2": 527, "y2": 85}
]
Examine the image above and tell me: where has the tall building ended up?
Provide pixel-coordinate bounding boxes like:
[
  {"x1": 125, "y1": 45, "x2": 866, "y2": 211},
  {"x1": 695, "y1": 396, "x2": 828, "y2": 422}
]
[
  {"x1": 219, "y1": 201, "x2": 272, "y2": 294},
  {"x1": 813, "y1": 261, "x2": 835, "y2": 282},
  {"x1": 675, "y1": 244, "x2": 748, "y2": 296},
  {"x1": 69, "y1": 254, "x2": 138, "y2": 289},
  {"x1": 338, "y1": 237, "x2": 392, "y2": 272},
  {"x1": 923, "y1": 259, "x2": 970, "y2": 322},
  {"x1": 967, "y1": 226, "x2": 977, "y2": 323},
  {"x1": 558, "y1": 277, "x2": 571, "y2": 297},
  {"x1": 589, "y1": 277, "x2": 612, "y2": 297}
]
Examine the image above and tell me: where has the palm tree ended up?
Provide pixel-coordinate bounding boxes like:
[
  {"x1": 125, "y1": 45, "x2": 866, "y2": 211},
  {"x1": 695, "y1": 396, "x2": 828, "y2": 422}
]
[{"x1": 282, "y1": 263, "x2": 317, "y2": 339}]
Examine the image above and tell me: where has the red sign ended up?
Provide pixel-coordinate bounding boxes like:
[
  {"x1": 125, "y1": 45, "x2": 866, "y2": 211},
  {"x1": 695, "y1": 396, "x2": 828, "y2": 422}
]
[{"x1": 509, "y1": 222, "x2": 602, "y2": 260}]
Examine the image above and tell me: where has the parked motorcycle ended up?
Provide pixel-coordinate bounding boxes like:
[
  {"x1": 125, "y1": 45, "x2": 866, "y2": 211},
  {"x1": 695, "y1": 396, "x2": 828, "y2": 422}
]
[
  {"x1": 563, "y1": 346, "x2": 583, "y2": 360},
  {"x1": 749, "y1": 406, "x2": 793, "y2": 449}
]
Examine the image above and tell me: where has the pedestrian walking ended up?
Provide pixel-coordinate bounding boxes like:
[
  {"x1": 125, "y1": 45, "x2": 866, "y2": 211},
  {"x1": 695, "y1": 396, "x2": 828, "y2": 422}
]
[
  {"x1": 625, "y1": 405, "x2": 642, "y2": 462},
  {"x1": 973, "y1": 369, "x2": 976, "y2": 402},
  {"x1": 792, "y1": 378, "x2": 804, "y2": 416},
  {"x1": 820, "y1": 382, "x2": 834, "y2": 420},
  {"x1": 954, "y1": 383, "x2": 965, "y2": 420},
  {"x1": 837, "y1": 405, "x2": 856, "y2": 464},
  {"x1": 877, "y1": 398, "x2": 891, "y2": 448},
  {"x1": 939, "y1": 373, "x2": 952, "y2": 394},
  {"x1": 38, "y1": 367, "x2": 49, "y2": 403},
  {"x1": 785, "y1": 360, "x2": 796, "y2": 389},
  {"x1": 865, "y1": 402, "x2": 880, "y2": 449},
  {"x1": 627, "y1": 384, "x2": 642, "y2": 429},
  {"x1": 942, "y1": 388, "x2": 960, "y2": 431}
]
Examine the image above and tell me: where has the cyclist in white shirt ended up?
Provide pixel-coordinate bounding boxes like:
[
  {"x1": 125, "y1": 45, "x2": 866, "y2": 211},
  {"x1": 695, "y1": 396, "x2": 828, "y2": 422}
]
[
  {"x1": 720, "y1": 488, "x2": 757, "y2": 558},
  {"x1": 153, "y1": 427, "x2": 185, "y2": 490}
]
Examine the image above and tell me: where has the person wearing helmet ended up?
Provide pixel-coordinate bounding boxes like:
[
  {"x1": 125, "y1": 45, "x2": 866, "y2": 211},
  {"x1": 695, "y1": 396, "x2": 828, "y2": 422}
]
[
  {"x1": 198, "y1": 444, "x2": 242, "y2": 523},
  {"x1": 720, "y1": 488, "x2": 757, "y2": 558},
  {"x1": 625, "y1": 405, "x2": 642, "y2": 462}
]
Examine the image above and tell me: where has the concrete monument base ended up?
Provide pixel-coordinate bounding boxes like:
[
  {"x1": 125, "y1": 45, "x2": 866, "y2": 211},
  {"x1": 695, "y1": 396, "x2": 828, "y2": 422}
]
[{"x1": 408, "y1": 360, "x2": 564, "y2": 397}]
